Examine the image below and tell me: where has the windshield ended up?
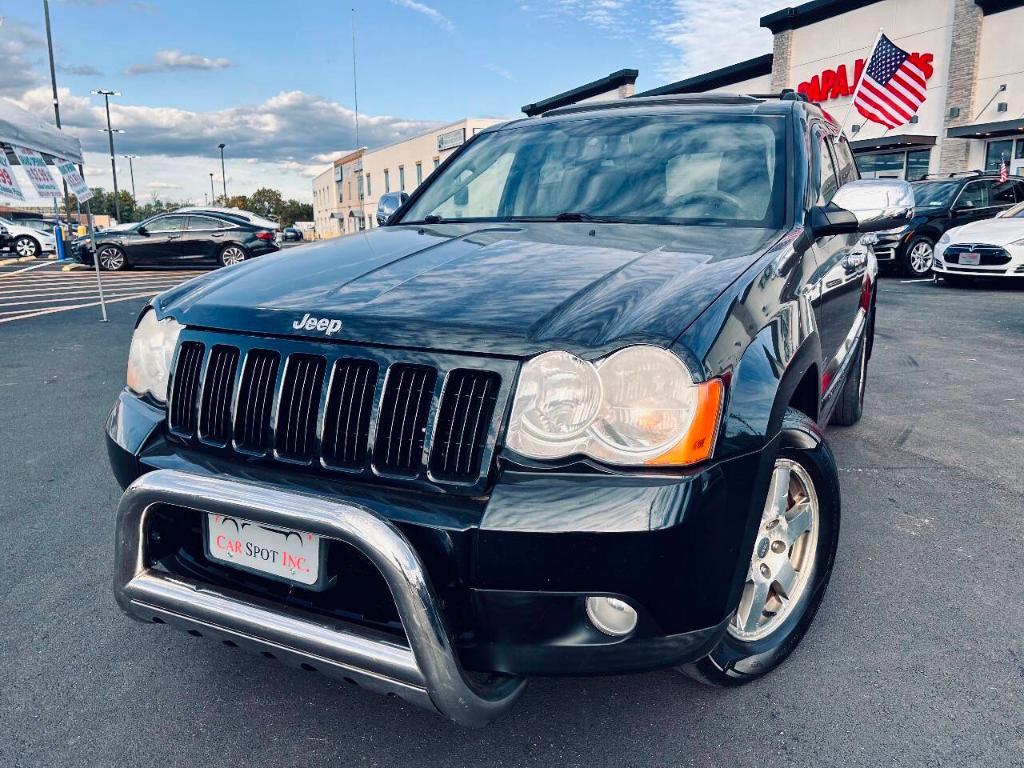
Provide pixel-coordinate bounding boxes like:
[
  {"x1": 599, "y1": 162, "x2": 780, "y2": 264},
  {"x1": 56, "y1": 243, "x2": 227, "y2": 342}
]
[
  {"x1": 400, "y1": 114, "x2": 787, "y2": 228},
  {"x1": 912, "y1": 181, "x2": 960, "y2": 208}
]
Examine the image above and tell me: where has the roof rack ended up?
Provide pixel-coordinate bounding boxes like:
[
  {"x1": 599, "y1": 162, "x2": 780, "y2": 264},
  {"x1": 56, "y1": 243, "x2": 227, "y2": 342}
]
[
  {"x1": 544, "y1": 93, "x2": 766, "y2": 117},
  {"x1": 745, "y1": 89, "x2": 811, "y2": 102}
]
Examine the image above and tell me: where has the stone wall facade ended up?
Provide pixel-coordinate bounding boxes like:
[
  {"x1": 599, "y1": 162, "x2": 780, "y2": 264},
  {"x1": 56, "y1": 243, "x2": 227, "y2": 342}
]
[{"x1": 939, "y1": 0, "x2": 984, "y2": 174}]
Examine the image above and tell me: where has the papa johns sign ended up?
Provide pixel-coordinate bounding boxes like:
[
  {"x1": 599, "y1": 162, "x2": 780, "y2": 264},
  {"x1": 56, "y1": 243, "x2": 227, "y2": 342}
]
[{"x1": 797, "y1": 52, "x2": 935, "y2": 103}]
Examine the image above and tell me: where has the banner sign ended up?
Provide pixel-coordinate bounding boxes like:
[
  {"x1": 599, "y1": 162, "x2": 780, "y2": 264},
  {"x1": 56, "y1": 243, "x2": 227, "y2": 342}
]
[
  {"x1": 57, "y1": 161, "x2": 93, "y2": 203},
  {"x1": 0, "y1": 152, "x2": 26, "y2": 201},
  {"x1": 12, "y1": 146, "x2": 61, "y2": 198}
]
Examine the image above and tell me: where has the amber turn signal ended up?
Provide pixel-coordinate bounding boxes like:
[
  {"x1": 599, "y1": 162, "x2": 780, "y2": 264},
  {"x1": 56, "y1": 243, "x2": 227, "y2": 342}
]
[{"x1": 645, "y1": 378, "x2": 724, "y2": 466}]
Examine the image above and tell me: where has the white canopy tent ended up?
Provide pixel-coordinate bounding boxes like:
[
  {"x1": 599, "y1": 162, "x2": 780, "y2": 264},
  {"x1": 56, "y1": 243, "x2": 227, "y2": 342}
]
[
  {"x1": 0, "y1": 99, "x2": 84, "y2": 165},
  {"x1": 0, "y1": 98, "x2": 108, "y2": 320}
]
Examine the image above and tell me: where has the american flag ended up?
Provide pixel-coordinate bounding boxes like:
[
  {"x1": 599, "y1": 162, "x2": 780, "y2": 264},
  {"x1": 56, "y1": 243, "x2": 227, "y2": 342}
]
[
  {"x1": 999, "y1": 159, "x2": 1008, "y2": 184},
  {"x1": 854, "y1": 34, "x2": 927, "y2": 129}
]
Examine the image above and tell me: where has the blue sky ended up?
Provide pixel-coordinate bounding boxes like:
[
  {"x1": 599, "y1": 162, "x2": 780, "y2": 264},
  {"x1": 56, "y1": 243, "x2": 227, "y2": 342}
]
[{"x1": 0, "y1": 0, "x2": 780, "y2": 204}]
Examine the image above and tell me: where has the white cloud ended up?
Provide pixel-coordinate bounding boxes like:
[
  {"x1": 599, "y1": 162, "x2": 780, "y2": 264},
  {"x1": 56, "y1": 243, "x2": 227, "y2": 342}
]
[
  {"x1": 126, "y1": 49, "x2": 232, "y2": 75},
  {"x1": 390, "y1": 0, "x2": 455, "y2": 33},
  {"x1": 652, "y1": 0, "x2": 779, "y2": 81},
  {"x1": 484, "y1": 63, "x2": 516, "y2": 82}
]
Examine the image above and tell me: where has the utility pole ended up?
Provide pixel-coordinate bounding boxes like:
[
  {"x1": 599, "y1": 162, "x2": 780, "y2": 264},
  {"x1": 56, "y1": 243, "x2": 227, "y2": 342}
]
[
  {"x1": 92, "y1": 89, "x2": 123, "y2": 221},
  {"x1": 121, "y1": 154, "x2": 138, "y2": 200},
  {"x1": 218, "y1": 143, "x2": 227, "y2": 201},
  {"x1": 209, "y1": 173, "x2": 216, "y2": 205}
]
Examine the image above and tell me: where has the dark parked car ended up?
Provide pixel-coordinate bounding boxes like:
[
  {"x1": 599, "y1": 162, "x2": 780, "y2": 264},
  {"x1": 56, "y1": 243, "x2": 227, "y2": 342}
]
[
  {"x1": 74, "y1": 210, "x2": 279, "y2": 270},
  {"x1": 375, "y1": 191, "x2": 408, "y2": 226},
  {"x1": 281, "y1": 226, "x2": 303, "y2": 241},
  {"x1": 107, "y1": 94, "x2": 912, "y2": 726},
  {"x1": 873, "y1": 171, "x2": 1024, "y2": 276}
]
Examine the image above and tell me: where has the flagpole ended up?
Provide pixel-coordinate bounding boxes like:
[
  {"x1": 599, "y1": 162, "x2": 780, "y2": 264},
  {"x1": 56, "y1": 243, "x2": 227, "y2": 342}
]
[{"x1": 838, "y1": 27, "x2": 884, "y2": 138}]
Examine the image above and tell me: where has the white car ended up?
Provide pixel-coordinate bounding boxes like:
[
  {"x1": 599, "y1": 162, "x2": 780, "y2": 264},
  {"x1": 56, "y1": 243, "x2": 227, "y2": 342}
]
[
  {"x1": 933, "y1": 201, "x2": 1024, "y2": 285},
  {"x1": 0, "y1": 216, "x2": 57, "y2": 258}
]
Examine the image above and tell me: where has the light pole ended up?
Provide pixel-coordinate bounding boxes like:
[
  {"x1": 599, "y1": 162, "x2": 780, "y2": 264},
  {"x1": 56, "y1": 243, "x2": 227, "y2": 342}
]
[
  {"x1": 121, "y1": 154, "x2": 138, "y2": 200},
  {"x1": 92, "y1": 89, "x2": 123, "y2": 221},
  {"x1": 217, "y1": 143, "x2": 227, "y2": 201},
  {"x1": 209, "y1": 173, "x2": 216, "y2": 205}
]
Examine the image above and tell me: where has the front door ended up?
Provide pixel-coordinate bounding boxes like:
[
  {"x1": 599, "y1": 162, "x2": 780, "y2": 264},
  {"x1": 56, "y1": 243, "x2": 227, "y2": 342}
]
[
  {"x1": 133, "y1": 215, "x2": 187, "y2": 264},
  {"x1": 810, "y1": 130, "x2": 866, "y2": 380}
]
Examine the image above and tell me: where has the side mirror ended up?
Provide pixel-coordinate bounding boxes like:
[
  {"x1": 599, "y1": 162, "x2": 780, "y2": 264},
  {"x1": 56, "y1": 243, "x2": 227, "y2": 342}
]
[
  {"x1": 136, "y1": 225, "x2": 148, "y2": 235},
  {"x1": 810, "y1": 179, "x2": 915, "y2": 236}
]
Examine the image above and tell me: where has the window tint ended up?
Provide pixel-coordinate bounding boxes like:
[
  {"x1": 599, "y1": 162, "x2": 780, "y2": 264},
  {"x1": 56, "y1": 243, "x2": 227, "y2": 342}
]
[
  {"x1": 186, "y1": 215, "x2": 224, "y2": 231},
  {"x1": 833, "y1": 137, "x2": 859, "y2": 184},
  {"x1": 148, "y1": 215, "x2": 186, "y2": 232},
  {"x1": 957, "y1": 181, "x2": 989, "y2": 209},
  {"x1": 817, "y1": 134, "x2": 839, "y2": 205},
  {"x1": 991, "y1": 180, "x2": 1019, "y2": 206}
]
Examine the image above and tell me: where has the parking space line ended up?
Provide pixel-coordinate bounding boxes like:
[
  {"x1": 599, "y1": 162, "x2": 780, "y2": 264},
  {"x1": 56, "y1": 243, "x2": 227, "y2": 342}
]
[
  {"x1": 0, "y1": 291, "x2": 158, "y2": 324},
  {"x1": 2, "y1": 261, "x2": 65, "y2": 276},
  {"x1": 0, "y1": 289, "x2": 175, "y2": 311},
  {"x1": 0, "y1": 279, "x2": 187, "y2": 297}
]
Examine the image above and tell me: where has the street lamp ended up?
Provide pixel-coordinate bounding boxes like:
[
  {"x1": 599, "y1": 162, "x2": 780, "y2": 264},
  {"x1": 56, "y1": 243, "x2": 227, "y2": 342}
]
[
  {"x1": 92, "y1": 89, "x2": 123, "y2": 221},
  {"x1": 217, "y1": 143, "x2": 227, "y2": 201},
  {"x1": 121, "y1": 154, "x2": 138, "y2": 200},
  {"x1": 209, "y1": 172, "x2": 215, "y2": 205}
]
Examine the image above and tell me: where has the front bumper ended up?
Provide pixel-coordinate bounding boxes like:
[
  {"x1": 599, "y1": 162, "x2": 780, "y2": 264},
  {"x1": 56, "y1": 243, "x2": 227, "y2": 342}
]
[
  {"x1": 933, "y1": 242, "x2": 1024, "y2": 277},
  {"x1": 872, "y1": 228, "x2": 912, "y2": 263},
  {"x1": 108, "y1": 390, "x2": 770, "y2": 720}
]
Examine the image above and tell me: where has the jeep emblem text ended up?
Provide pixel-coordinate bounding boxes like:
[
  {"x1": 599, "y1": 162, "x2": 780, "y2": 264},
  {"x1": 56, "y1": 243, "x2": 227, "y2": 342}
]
[{"x1": 292, "y1": 313, "x2": 343, "y2": 336}]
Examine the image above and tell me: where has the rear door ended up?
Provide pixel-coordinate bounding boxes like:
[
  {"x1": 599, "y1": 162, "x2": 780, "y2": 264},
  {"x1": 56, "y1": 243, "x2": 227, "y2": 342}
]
[{"x1": 182, "y1": 215, "x2": 231, "y2": 262}]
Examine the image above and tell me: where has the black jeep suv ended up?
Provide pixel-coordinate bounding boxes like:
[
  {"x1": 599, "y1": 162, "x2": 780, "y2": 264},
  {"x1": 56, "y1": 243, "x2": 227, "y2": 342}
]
[
  {"x1": 874, "y1": 171, "x2": 1024, "y2": 277},
  {"x1": 106, "y1": 94, "x2": 913, "y2": 727}
]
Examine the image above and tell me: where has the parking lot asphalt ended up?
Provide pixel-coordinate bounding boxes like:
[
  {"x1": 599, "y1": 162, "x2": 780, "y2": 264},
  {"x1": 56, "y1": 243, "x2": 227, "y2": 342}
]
[{"x1": 0, "y1": 273, "x2": 1021, "y2": 767}]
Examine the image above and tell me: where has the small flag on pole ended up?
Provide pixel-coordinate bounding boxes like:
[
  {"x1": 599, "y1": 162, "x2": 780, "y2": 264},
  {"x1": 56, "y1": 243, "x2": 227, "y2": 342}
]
[
  {"x1": 999, "y1": 159, "x2": 1008, "y2": 184},
  {"x1": 853, "y1": 33, "x2": 927, "y2": 129}
]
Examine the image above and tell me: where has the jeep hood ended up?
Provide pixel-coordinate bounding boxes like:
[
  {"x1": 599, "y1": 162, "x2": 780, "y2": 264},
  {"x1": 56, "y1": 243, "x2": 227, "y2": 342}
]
[{"x1": 155, "y1": 222, "x2": 779, "y2": 358}]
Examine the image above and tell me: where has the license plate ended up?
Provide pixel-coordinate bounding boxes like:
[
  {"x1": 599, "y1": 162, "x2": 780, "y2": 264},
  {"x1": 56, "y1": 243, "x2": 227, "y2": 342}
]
[
  {"x1": 206, "y1": 514, "x2": 322, "y2": 587},
  {"x1": 959, "y1": 252, "x2": 981, "y2": 266}
]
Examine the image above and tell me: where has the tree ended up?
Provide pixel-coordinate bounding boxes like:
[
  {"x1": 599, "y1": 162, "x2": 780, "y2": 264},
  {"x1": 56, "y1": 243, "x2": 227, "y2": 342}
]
[
  {"x1": 247, "y1": 187, "x2": 284, "y2": 218},
  {"x1": 278, "y1": 199, "x2": 313, "y2": 227}
]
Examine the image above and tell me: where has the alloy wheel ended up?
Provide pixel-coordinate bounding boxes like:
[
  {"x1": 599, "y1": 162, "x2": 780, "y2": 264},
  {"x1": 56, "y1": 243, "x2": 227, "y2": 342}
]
[
  {"x1": 98, "y1": 247, "x2": 124, "y2": 270},
  {"x1": 15, "y1": 237, "x2": 38, "y2": 257},
  {"x1": 221, "y1": 246, "x2": 246, "y2": 266},
  {"x1": 908, "y1": 242, "x2": 933, "y2": 275},
  {"x1": 728, "y1": 459, "x2": 819, "y2": 642}
]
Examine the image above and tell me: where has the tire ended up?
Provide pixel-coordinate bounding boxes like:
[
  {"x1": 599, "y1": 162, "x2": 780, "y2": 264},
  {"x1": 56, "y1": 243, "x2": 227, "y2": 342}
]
[
  {"x1": 219, "y1": 244, "x2": 248, "y2": 267},
  {"x1": 97, "y1": 245, "x2": 128, "y2": 271},
  {"x1": 680, "y1": 409, "x2": 841, "y2": 687},
  {"x1": 901, "y1": 237, "x2": 934, "y2": 277},
  {"x1": 13, "y1": 235, "x2": 40, "y2": 258},
  {"x1": 829, "y1": 336, "x2": 867, "y2": 426},
  {"x1": 941, "y1": 273, "x2": 974, "y2": 288}
]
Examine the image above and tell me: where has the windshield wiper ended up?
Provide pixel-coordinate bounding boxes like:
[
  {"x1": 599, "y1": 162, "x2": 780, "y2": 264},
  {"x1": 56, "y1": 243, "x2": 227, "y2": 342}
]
[{"x1": 554, "y1": 211, "x2": 599, "y2": 222}]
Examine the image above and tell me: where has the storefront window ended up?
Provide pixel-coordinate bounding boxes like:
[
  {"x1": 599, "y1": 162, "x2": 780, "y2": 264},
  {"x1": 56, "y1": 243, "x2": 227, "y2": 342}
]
[
  {"x1": 906, "y1": 150, "x2": 930, "y2": 181},
  {"x1": 857, "y1": 152, "x2": 906, "y2": 178},
  {"x1": 985, "y1": 140, "x2": 1013, "y2": 171},
  {"x1": 1016, "y1": 139, "x2": 1024, "y2": 160},
  {"x1": 856, "y1": 149, "x2": 932, "y2": 180}
]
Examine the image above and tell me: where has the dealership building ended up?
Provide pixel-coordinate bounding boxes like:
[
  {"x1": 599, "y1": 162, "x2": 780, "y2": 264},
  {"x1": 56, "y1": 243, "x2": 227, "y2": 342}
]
[{"x1": 639, "y1": 0, "x2": 1024, "y2": 180}]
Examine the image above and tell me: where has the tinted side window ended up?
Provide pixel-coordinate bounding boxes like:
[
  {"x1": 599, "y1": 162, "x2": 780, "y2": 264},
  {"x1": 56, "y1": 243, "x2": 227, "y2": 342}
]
[
  {"x1": 816, "y1": 133, "x2": 839, "y2": 205},
  {"x1": 186, "y1": 215, "x2": 225, "y2": 230},
  {"x1": 991, "y1": 180, "x2": 1018, "y2": 206},
  {"x1": 148, "y1": 216, "x2": 186, "y2": 232},
  {"x1": 956, "y1": 181, "x2": 988, "y2": 209},
  {"x1": 833, "y1": 137, "x2": 859, "y2": 184}
]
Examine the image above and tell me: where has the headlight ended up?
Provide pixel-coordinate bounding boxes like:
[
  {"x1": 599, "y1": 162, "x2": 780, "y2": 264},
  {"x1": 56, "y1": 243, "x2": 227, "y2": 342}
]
[
  {"x1": 506, "y1": 346, "x2": 723, "y2": 466},
  {"x1": 938, "y1": 232, "x2": 951, "y2": 246},
  {"x1": 126, "y1": 308, "x2": 183, "y2": 402}
]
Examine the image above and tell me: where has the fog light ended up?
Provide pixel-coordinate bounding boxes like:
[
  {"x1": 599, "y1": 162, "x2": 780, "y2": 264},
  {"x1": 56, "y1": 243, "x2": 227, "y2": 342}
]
[{"x1": 585, "y1": 596, "x2": 638, "y2": 637}]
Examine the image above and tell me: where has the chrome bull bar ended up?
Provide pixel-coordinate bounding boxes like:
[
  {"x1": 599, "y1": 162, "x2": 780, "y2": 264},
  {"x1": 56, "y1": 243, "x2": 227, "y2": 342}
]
[{"x1": 113, "y1": 469, "x2": 524, "y2": 727}]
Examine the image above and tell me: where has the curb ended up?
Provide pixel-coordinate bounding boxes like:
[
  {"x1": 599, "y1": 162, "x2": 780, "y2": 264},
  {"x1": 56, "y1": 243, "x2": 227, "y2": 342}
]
[
  {"x1": 0, "y1": 257, "x2": 20, "y2": 266},
  {"x1": 61, "y1": 263, "x2": 87, "y2": 272}
]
